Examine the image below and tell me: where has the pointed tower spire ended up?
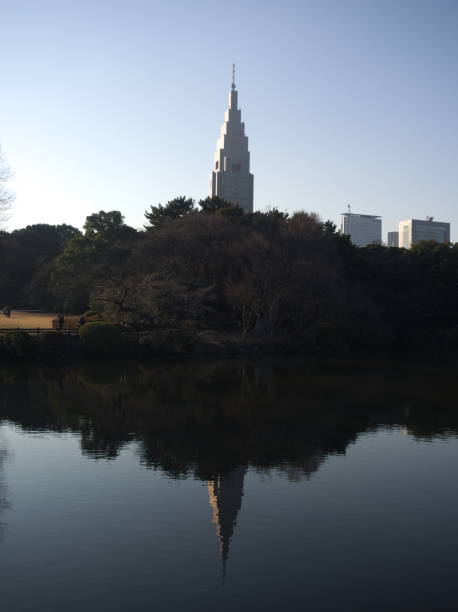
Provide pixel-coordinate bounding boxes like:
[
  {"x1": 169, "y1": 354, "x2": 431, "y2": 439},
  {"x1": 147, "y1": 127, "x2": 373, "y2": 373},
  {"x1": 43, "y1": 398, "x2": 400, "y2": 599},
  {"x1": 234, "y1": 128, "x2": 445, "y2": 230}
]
[{"x1": 209, "y1": 67, "x2": 254, "y2": 213}]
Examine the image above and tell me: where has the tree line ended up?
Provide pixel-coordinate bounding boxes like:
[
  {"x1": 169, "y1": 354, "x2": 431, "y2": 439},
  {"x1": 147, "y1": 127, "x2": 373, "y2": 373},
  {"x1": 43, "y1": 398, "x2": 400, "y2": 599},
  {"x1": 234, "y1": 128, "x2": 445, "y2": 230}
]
[{"x1": 1, "y1": 195, "x2": 458, "y2": 354}]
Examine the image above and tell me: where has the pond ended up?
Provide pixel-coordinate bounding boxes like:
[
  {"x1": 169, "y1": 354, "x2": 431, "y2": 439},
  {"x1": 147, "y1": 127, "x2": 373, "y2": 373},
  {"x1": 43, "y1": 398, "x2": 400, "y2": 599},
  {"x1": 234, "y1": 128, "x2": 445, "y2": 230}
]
[{"x1": 1, "y1": 358, "x2": 458, "y2": 611}]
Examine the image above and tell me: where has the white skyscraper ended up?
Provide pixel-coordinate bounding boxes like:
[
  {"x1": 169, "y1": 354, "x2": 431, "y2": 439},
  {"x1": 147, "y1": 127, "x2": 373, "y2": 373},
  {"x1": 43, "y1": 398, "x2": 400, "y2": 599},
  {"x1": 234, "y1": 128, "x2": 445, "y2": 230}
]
[{"x1": 209, "y1": 66, "x2": 254, "y2": 213}]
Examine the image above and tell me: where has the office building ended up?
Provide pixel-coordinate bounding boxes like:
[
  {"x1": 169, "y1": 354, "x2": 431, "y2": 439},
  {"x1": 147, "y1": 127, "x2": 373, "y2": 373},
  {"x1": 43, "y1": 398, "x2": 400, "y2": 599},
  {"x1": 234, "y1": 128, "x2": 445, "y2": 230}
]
[
  {"x1": 387, "y1": 231, "x2": 399, "y2": 247},
  {"x1": 398, "y1": 218, "x2": 450, "y2": 248},
  {"x1": 341, "y1": 212, "x2": 382, "y2": 247}
]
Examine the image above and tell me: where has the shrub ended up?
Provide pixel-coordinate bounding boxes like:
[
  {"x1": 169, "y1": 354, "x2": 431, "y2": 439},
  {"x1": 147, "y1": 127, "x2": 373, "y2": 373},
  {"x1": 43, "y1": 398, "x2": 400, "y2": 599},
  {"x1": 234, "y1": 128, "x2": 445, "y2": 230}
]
[
  {"x1": 39, "y1": 331, "x2": 68, "y2": 355},
  {"x1": 78, "y1": 322, "x2": 122, "y2": 355},
  {"x1": 83, "y1": 310, "x2": 103, "y2": 321},
  {"x1": 3, "y1": 330, "x2": 32, "y2": 357}
]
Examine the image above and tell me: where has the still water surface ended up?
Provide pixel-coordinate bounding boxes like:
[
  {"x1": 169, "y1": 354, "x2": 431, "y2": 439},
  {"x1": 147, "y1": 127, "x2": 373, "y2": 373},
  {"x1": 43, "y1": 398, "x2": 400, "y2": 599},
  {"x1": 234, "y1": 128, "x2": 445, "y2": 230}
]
[{"x1": 1, "y1": 359, "x2": 458, "y2": 611}]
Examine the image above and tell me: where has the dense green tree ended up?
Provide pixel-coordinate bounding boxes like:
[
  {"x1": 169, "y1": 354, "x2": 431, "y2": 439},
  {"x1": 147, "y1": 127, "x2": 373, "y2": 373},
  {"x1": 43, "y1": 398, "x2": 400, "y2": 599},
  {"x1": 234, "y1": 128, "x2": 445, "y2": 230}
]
[
  {"x1": 322, "y1": 219, "x2": 337, "y2": 234},
  {"x1": 0, "y1": 223, "x2": 81, "y2": 308},
  {"x1": 52, "y1": 212, "x2": 136, "y2": 312},
  {"x1": 198, "y1": 196, "x2": 242, "y2": 215},
  {"x1": 12, "y1": 223, "x2": 80, "y2": 257},
  {"x1": 144, "y1": 196, "x2": 196, "y2": 227},
  {"x1": 84, "y1": 210, "x2": 136, "y2": 242}
]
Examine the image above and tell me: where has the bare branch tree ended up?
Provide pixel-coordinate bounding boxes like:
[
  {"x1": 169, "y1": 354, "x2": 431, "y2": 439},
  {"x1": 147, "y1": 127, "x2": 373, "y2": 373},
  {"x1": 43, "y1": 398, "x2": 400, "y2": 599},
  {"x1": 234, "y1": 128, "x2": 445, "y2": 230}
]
[{"x1": 0, "y1": 147, "x2": 14, "y2": 227}]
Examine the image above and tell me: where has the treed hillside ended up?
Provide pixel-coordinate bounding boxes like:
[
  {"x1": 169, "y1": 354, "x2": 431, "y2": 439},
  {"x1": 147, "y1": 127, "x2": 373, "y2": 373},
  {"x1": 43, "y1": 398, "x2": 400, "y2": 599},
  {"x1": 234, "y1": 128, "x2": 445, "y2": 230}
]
[{"x1": 1, "y1": 196, "x2": 458, "y2": 354}]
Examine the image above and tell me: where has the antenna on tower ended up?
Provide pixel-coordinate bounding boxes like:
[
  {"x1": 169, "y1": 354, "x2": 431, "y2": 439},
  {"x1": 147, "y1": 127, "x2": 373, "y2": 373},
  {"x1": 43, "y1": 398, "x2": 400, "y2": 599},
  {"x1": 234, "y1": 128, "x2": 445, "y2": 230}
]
[
  {"x1": 347, "y1": 203, "x2": 351, "y2": 214},
  {"x1": 231, "y1": 63, "x2": 236, "y2": 90}
]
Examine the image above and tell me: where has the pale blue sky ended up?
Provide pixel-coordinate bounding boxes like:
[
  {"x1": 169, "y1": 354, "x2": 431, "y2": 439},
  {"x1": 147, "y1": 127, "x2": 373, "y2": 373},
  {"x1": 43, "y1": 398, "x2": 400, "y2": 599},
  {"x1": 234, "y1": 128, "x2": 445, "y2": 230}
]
[{"x1": 1, "y1": 0, "x2": 457, "y2": 240}]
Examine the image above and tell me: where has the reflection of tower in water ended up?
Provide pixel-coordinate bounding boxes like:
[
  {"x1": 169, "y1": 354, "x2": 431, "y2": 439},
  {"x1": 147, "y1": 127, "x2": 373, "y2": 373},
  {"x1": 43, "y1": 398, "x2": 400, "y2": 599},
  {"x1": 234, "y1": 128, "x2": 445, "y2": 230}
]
[
  {"x1": 0, "y1": 431, "x2": 10, "y2": 540},
  {"x1": 207, "y1": 465, "x2": 247, "y2": 578}
]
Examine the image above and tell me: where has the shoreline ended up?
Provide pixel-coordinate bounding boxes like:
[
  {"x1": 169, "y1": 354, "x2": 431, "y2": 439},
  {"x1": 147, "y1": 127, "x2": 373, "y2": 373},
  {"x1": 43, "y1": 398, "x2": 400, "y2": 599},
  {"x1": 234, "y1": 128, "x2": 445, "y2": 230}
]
[
  {"x1": 0, "y1": 328, "x2": 454, "y2": 366},
  {"x1": 1, "y1": 313, "x2": 456, "y2": 364}
]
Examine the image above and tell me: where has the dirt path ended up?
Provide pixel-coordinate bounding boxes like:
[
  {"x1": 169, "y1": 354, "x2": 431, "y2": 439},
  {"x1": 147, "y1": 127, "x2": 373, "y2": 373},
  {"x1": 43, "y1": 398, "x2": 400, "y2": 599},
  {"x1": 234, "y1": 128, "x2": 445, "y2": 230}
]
[{"x1": 0, "y1": 311, "x2": 55, "y2": 330}]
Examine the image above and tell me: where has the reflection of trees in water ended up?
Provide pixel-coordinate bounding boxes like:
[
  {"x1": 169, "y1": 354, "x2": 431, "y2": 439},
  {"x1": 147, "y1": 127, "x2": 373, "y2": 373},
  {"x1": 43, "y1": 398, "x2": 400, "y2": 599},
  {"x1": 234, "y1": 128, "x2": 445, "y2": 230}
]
[
  {"x1": 1, "y1": 358, "x2": 458, "y2": 567},
  {"x1": 0, "y1": 359, "x2": 457, "y2": 482}
]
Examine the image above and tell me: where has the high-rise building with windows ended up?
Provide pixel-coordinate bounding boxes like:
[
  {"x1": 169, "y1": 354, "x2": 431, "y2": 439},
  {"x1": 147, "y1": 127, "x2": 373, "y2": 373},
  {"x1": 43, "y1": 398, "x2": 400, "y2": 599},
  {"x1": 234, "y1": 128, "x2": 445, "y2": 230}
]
[
  {"x1": 387, "y1": 231, "x2": 399, "y2": 247},
  {"x1": 398, "y1": 218, "x2": 450, "y2": 248},
  {"x1": 341, "y1": 212, "x2": 382, "y2": 247},
  {"x1": 209, "y1": 66, "x2": 253, "y2": 213}
]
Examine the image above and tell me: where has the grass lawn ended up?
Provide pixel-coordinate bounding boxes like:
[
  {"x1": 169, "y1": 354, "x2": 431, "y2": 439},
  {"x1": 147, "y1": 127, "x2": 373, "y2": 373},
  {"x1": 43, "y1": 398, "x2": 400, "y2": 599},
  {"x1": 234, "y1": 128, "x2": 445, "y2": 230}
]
[{"x1": 0, "y1": 311, "x2": 56, "y2": 330}]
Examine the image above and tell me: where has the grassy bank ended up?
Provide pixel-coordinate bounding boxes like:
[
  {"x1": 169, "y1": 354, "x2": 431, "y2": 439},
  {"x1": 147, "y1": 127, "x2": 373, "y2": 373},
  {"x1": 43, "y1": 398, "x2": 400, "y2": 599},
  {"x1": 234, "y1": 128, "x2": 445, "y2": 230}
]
[{"x1": 0, "y1": 310, "x2": 55, "y2": 330}]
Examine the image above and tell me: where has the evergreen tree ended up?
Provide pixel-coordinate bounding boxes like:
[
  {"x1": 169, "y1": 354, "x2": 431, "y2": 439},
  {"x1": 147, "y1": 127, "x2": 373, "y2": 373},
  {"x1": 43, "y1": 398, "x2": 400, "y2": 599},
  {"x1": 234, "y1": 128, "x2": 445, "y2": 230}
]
[{"x1": 145, "y1": 196, "x2": 195, "y2": 227}]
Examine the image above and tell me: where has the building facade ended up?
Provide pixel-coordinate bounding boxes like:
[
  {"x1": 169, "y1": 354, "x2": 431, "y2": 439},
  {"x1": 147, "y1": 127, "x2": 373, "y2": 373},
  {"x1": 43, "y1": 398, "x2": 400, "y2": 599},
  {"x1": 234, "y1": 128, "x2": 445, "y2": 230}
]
[
  {"x1": 341, "y1": 213, "x2": 382, "y2": 247},
  {"x1": 209, "y1": 67, "x2": 253, "y2": 213},
  {"x1": 387, "y1": 231, "x2": 399, "y2": 247},
  {"x1": 398, "y1": 218, "x2": 450, "y2": 249}
]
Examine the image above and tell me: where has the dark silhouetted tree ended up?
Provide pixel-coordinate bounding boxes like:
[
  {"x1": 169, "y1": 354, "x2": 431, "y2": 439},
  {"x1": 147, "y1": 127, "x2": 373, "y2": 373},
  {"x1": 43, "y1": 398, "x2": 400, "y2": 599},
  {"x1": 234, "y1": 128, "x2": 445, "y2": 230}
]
[
  {"x1": 198, "y1": 196, "x2": 242, "y2": 215},
  {"x1": 84, "y1": 210, "x2": 136, "y2": 242},
  {"x1": 144, "y1": 196, "x2": 196, "y2": 227},
  {"x1": 322, "y1": 219, "x2": 337, "y2": 234}
]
